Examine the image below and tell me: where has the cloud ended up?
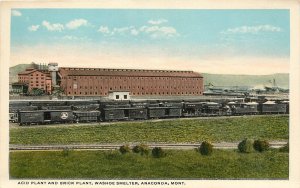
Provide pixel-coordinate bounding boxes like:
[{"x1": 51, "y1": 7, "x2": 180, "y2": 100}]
[
  {"x1": 12, "y1": 10, "x2": 22, "y2": 16},
  {"x1": 139, "y1": 25, "x2": 179, "y2": 38},
  {"x1": 42, "y1": 21, "x2": 64, "y2": 32},
  {"x1": 98, "y1": 26, "x2": 110, "y2": 34},
  {"x1": 131, "y1": 29, "x2": 139, "y2": 36},
  {"x1": 28, "y1": 25, "x2": 40, "y2": 32},
  {"x1": 98, "y1": 23, "x2": 178, "y2": 39},
  {"x1": 61, "y1": 35, "x2": 90, "y2": 41},
  {"x1": 66, "y1": 19, "x2": 88, "y2": 30},
  {"x1": 148, "y1": 19, "x2": 168, "y2": 25},
  {"x1": 98, "y1": 26, "x2": 139, "y2": 36},
  {"x1": 221, "y1": 24, "x2": 282, "y2": 34}
]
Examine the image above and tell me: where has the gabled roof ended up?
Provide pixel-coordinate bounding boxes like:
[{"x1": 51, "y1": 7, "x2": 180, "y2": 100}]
[{"x1": 59, "y1": 67, "x2": 203, "y2": 78}]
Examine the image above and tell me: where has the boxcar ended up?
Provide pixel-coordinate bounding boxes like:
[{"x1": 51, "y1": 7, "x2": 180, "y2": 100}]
[
  {"x1": 126, "y1": 108, "x2": 148, "y2": 120},
  {"x1": 73, "y1": 111, "x2": 101, "y2": 122},
  {"x1": 18, "y1": 110, "x2": 74, "y2": 125},
  {"x1": 103, "y1": 108, "x2": 126, "y2": 121},
  {"x1": 147, "y1": 107, "x2": 182, "y2": 118},
  {"x1": 41, "y1": 106, "x2": 72, "y2": 110},
  {"x1": 260, "y1": 101, "x2": 287, "y2": 114}
]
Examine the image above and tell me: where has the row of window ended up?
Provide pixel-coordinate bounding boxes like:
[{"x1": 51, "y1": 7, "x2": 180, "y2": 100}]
[
  {"x1": 69, "y1": 85, "x2": 202, "y2": 90},
  {"x1": 64, "y1": 76, "x2": 202, "y2": 81},
  {"x1": 30, "y1": 84, "x2": 45, "y2": 87},
  {"x1": 63, "y1": 68, "x2": 190, "y2": 73},
  {"x1": 67, "y1": 91, "x2": 202, "y2": 96}
]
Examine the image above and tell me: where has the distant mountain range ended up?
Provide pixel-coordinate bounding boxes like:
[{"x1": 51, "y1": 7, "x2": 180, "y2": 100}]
[{"x1": 9, "y1": 63, "x2": 289, "y2": 89}]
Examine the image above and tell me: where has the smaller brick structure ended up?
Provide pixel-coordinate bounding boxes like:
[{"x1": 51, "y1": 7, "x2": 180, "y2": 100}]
[{"x1": 17, "y1": 68, "x2": 52, "y2": 94}]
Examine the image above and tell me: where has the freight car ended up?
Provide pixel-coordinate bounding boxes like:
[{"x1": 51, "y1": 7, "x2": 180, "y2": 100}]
[
  {"x1": 18, "y1": 110, "x2": 74, "y2": 125},
  {"x1": 259, "y1": 101, "x2": 287, "y2": 114},
  {"x1": 228, "y1": 102, "x2": 259, "y2": 115},
  {"x1": 11, "y1": 99, "x2": 289, "y2": 125}
]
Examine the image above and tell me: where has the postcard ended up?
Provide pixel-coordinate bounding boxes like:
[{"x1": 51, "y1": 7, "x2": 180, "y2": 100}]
[{"x1": 1, "y1": 0, "x2": 300, "y2": 188}]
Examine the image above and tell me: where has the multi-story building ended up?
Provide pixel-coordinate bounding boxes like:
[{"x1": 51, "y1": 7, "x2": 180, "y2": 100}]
[
  {"x1": 59, "y1": 67, "x2": 203, "y2": 97},
  {"x1": 17, "y1": 68, "x2": 52, "y2": 94}
]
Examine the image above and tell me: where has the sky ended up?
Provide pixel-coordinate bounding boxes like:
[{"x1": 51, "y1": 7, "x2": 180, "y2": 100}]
[{"x1": 10, "y1": 9, "x2": 290, "y2": 75}]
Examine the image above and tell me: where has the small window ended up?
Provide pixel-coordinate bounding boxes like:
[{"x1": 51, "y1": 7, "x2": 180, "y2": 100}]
[
  {"x1": 124, "y1": 95, "x2": 127, "y2": 99},
  {"x1": 116, "y1": 95, "x2": 119, "y2": 99}
]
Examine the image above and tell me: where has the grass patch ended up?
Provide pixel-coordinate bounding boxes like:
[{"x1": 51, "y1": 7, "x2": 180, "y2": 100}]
[
  {"x1": 10, "y1": 149, "x2": 288, "y2": 179},
  {"x1": 10, "y1": 116, "x2": 288, "y2": 145}
]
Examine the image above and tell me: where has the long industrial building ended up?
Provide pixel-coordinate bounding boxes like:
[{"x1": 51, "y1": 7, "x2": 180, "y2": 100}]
[{"x1": 15, "y1": 63, "x2": 204, "y2": 97}]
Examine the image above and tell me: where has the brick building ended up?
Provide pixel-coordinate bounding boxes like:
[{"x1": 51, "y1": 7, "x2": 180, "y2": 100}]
[
  {"x1": 17, "y1": 68, "x2": 52, "y2": 94},
  {"x1": 59, "y1": 67, "x2": 203, "y2": 97}
]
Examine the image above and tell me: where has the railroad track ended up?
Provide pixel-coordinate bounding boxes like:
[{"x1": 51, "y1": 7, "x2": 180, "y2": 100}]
[{"x1": 10, "y1": 142, "x2": 287, "y2": 151}]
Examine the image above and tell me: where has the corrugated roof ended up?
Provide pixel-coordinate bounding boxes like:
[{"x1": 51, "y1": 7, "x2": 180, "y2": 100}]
[{"x1": 59, "y1": 67, "x2": 202, "y2": 78}]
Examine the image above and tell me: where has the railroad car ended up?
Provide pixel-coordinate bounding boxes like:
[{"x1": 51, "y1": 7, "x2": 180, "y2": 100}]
[
  {"x1": 147, "y1": 106, "x2": 182, "y2": 119},
  {"x1": 182, "y1": 102, "x2": 203, "y2": 117},
  {"x1": 201, "y1": 102, "x2": 223, "y2": 116},
  {"x1": 102, "y1": 108, "x2": 127, "y2": 121},
  {"x1": 73, "y1": 111, "x2": 101, "y2": 122},
  {"x1": 229, "y1": 102, "x2": 259, "y2": 115},
  {"x1": 259, "y1": 101, "x2": 287, "y2": 114},
  {"x1": 9, "y1": 106, "x2": 38, "y2": 113},
  {"x1": 18, "y1": 110, "x2": 74, "y2": 125},
  {"x1": 41, "y1": 106, "x2": 72, "y2": 110},
  {"x1": 30, "y1": 101, "x2": 67, "y2": 106},
  {"x1": 9, "y1": 112, "x2": 18, "y2": 123},
  {"x1": 11, "y1": 98, "x2": 289, "y2": 125}
]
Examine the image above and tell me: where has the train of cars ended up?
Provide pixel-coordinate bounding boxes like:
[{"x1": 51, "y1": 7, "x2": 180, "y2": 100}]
[{"x1": 9, "y1": 98, "x2": 289, "y2": 125}]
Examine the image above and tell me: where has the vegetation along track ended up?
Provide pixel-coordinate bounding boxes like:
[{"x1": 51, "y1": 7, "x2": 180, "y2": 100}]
[{"x1": 10, "y1": 141, "x2": 287, "y2": 151}]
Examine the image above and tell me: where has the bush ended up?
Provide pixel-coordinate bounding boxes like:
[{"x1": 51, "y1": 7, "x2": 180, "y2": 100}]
[
  {"x1": 238, "y1": 138, "x2": 254, "y2": 153},
  {"x1": 62, "y1": 147, "x2": 70, "y2": 157},
  {"x1": 152, "y1": 147, "x2": 166, "y2": 158},
  {"x1": 132, "y1": 144, "x2": 149, "y2": 156},
  {"x1": 254, "y1": 140, "x2": 270, "y2": 152},
  {"x1": 119, "y1": 144, "x2": 131, "y2": 154},
  {"x1": 279, "y1": 142, "x2": 289, "y2": 153},
  {"x1": 198, "y1": 141, "x2": 213, "y2": 155}
]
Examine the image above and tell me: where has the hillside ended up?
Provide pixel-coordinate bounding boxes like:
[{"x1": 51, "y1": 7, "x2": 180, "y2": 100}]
[{"x1": 9, "y1": 63, "x2": 36, "y2": 83}]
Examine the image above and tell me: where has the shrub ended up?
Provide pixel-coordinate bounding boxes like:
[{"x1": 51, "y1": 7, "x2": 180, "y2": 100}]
[
  {"x1": 279, "y1": 142, "x2": 289, "y2": 153},
  {"x1": 238, "y1": 138, "x2": 254, "y2": 153},
  {"x1": 119, "y1": 144, "x2": 131, "y2": 154},
  {"x1": 254, "y1": 140, "x2": 270, "y2": 152},
  {"x1": 132, "y1": 144, "x2": 149, "y2": 156},
  {"x1": 62, "y1": 147, "x2": 70, "y2": 157},
  {"x1": 198, "y1": 141, "x2": 213, "y2": 156},
  {"x1": 152, "y1": 147, "x2": 166, "y2": 158}
]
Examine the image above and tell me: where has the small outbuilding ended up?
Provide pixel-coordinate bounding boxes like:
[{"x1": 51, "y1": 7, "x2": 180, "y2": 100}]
[{"x1": 108, "y1": 91, "x2": 130, "y2": 100}]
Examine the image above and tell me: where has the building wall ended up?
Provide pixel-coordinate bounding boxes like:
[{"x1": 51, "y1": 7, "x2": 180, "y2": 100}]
[
  {"x1": 60, "y1": 74, "x2": 203, "y2": 96},
  {"x1": 18, "y1": 70, "x2": 52, "y2": 93}
]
